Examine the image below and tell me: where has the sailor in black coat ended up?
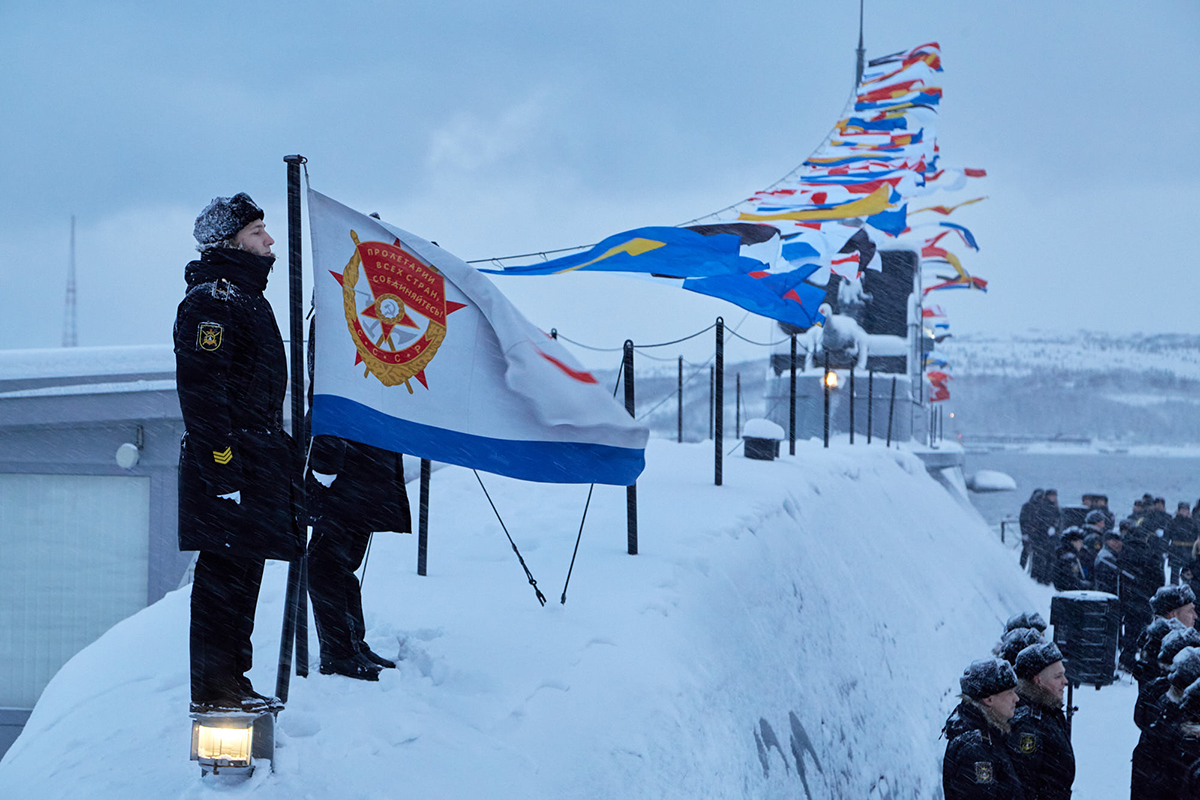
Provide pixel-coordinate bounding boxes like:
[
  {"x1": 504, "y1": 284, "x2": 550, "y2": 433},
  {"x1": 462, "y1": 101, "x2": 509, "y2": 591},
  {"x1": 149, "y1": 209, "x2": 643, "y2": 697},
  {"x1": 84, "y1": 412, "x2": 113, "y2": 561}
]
[
  {"x1": 1136, "y1": 618, "x2": 1187, "y2": 690},
  {"x1": 175, "y1": 193, "x2": 302, "y2": 711},
  {"x1": 1168, "y1": 505, "x2": 1200, "y2": 581},
  {"x1": 1008, "y1": 644, "x2": 1074, "y2": 800},
  {"x1": 1091, "y1": 531, "x2": 1126, "y2": 597},
  {"x1": 1028, "y1": 491, "x2": 1062, "y2": 585},
  {"x1": 1133, "y1": 626, "x2": 1199, "y2": 797},
  {"x1": 1019, "y1": 490, "x2": 1045, "y2": 572},
  {"x1": 306, "y1": 320, "x2": 412, "y2": 680},
  {"x1": 943, "y1": 658, "x2": 1026, "y2": 799},
  {"x1": 1134, "y1": 647, "x2": 1200, "y2": 799},
  {"x1": 1123, "y1": 528, "x2": 1168, "y2": 671},
  {"x1": 1052, "y1": 528, "x2": 1089, "y2": 592}
]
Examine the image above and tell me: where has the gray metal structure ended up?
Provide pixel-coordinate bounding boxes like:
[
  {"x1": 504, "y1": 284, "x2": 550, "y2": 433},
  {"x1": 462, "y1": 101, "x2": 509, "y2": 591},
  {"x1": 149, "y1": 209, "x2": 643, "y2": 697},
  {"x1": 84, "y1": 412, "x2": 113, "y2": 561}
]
[{"x1": 0, "y1": 344, "x2": 193, "y2": 757}]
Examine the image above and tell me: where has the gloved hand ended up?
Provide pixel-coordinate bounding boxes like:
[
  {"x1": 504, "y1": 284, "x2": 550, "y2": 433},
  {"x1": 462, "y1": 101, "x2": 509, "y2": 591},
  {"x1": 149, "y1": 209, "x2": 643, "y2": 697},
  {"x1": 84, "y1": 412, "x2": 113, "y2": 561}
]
[
  {"x1": 218, "y1": 491, "x2": 242, "y2": 505},
  {"x1": 312, "y1": 471, "x2": 337, "y2": 488}
]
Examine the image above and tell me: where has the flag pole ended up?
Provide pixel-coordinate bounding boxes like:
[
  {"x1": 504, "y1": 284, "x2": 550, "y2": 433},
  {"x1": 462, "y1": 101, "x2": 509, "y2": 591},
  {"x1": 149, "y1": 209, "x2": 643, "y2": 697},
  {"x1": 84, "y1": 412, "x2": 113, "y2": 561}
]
[{"x1": 276, "y1": 154, "x2": 309, "y2": 702}]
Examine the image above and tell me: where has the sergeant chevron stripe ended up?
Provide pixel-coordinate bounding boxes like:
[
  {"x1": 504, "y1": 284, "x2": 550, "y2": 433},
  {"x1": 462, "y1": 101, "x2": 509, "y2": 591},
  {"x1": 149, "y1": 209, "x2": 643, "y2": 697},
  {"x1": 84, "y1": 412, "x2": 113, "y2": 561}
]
[{"x1": 212, "y1": 447, "x2": 233, "y2": 464}]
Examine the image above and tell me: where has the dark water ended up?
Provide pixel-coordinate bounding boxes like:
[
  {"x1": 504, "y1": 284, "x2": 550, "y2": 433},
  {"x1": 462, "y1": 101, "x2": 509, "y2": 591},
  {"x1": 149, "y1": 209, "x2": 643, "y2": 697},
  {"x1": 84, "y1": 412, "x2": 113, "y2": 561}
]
[{"x1": 964, "y1": 451, "x2": 1200, "y2": 527}]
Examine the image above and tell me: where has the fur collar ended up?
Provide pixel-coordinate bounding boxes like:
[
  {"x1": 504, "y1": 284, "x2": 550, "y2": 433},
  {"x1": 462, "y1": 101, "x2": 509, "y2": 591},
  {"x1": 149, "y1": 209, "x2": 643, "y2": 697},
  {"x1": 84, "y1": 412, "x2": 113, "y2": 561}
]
[
  {"x1": 1017, "y1": 678, "x2": 1063, "y2": 711},
  {"x1": 963, "y1": 696, "x2": 1011, "y2": 735}
]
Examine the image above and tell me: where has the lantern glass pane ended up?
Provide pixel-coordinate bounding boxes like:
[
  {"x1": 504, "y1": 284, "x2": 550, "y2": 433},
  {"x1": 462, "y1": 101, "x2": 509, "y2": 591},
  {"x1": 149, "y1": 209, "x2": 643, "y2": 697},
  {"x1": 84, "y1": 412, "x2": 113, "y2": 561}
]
[{"x1": 196, "y1": 724, "x2": 253, "y2": 762}]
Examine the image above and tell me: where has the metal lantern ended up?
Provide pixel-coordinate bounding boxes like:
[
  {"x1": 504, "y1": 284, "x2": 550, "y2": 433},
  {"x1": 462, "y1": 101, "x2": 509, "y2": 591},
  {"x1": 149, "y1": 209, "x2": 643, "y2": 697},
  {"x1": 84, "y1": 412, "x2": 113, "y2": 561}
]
[{"x1": 190, "y1": 711, "x2": 275, "y2": 777}]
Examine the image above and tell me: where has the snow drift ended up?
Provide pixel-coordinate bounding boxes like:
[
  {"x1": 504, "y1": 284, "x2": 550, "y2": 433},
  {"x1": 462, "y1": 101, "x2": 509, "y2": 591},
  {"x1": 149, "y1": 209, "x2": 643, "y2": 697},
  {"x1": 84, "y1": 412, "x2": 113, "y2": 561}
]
[
  {"x1": 966, "y1": 469, "x2": 1017, "y2": 492},
  {"x1": 0, "y1": 440, "x2": 1041, "y2": 799}
]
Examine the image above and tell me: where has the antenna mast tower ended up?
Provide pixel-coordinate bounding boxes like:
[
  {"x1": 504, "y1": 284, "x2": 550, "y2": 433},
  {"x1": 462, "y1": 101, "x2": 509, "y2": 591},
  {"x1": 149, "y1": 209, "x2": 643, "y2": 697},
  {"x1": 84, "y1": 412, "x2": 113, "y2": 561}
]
[
  {"x1": 855, "y1": 0, "x2": 866, "y2": 87},
  {"x1": 63, "y1": 215, "x2": 77, "y2": 347}
]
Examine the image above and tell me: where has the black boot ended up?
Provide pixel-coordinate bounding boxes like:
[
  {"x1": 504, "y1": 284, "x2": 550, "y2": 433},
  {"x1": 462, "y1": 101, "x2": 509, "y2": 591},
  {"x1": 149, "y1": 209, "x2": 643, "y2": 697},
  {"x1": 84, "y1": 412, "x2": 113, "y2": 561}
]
[
  {"x1": 361, "y1": 648, "x2": 396, "y2": 669},
  {"x1": 190, "y1": 691, "x2": 279, "y2": 714},
  {"x1": 320, "y1": 654, "x2": 381, "y2": 681},
  {"x1": 236, "y1": 676, "x2": 284, "y2": 710}
]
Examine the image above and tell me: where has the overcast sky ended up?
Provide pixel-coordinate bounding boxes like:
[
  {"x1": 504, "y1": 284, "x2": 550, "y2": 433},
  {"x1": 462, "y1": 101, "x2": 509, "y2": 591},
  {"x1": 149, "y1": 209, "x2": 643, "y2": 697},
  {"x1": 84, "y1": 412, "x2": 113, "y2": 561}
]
[{"x1": 2, "y1": 1, "x2": 1196, "y2": 369}]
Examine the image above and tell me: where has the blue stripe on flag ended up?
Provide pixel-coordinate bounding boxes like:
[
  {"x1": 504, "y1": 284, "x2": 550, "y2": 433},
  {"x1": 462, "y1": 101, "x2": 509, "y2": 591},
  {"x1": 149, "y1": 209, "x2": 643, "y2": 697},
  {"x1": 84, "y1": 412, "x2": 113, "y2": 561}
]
[{"x1": 312, "y1": 394, "x2": 645, "y2": 486}]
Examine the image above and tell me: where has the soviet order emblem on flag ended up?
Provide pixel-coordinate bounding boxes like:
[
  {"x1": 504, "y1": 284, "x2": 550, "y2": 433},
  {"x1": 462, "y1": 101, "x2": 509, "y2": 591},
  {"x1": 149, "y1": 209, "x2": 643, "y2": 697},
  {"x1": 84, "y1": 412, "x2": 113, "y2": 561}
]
[{"x1": 334, "y1": 231, "x2": 465, "y2": 392}]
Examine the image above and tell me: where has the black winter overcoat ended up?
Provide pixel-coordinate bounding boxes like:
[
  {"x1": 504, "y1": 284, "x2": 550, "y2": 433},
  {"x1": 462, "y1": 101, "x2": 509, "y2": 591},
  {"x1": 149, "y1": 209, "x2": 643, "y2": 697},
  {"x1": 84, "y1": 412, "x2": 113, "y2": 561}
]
[
  {"x1": 1124, "y1": 536, "x2": 1166, "y2": 610},
  {"x1": 174, "y1": 248, "x2": 302, "y2": 561},
  {"x1": 307, "y1": 435, "x2": 412, "y2": 533},
  {"x1": 1091, "y1": 547, "x2": 1123, "y2": 597},
  {"x1": 1185, "y1": 558, "x2": 1200, "y2": 601},
  {"x1": 1008, "y1": 696, "x2": 1074, "y2": 800},
  {"x1": 1142, "y1": 510, "x2": 1174, "y2": 539},
  {"x1": 1030, "y1": 501, "x2": 1062, "y2": 583},
  {"x1": 943, "y1": 701, "x2": 1027, "y2": 800},
  {"x1": 1132, "y1": 697, "x2": 1200, "y2": 799},
  {"x1": 1135, "y1": 677, "x2": 1170, "y2": 732},
  {"x1": 1019, "y1": 493, "x2": 1043, "y2": 542},
  {"x1": 1167, "y1": 515, "x2": 1200, "y2": 566},
  {"x1": 1052, "y1": 544, "x2": 1089, "y2": 592}
]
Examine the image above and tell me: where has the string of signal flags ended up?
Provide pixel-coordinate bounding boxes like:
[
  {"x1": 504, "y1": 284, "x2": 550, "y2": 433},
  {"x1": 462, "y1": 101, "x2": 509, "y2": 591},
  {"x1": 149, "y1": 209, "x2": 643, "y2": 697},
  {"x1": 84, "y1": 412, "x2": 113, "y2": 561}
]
[{"x1": 268, "y1": 40, "x2": 990, "y2": 699}]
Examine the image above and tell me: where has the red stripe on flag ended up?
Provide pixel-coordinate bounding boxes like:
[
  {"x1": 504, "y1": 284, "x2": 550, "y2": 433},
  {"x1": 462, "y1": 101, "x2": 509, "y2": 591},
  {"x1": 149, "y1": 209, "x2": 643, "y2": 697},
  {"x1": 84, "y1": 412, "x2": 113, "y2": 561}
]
[{"x1": 538, "y1": 351, "x2": 598, "y2": 384}]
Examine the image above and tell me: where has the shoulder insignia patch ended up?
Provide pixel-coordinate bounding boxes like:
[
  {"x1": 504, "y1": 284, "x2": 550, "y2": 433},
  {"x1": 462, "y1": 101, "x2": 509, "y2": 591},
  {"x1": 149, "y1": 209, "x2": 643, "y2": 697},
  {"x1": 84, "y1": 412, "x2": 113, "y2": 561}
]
[
  {"x1": 198, "y1": 322, "x2": 224, "y2": 351},
  {"x1": 213, "y1": 447, "x2": 233, "y2": 465},
  {"x1": 973, "y1": 761, "x2": 994, "y2": 784},
  {"x1": 1019, "y1": 732, "x2": 1037, "y2": 754}
]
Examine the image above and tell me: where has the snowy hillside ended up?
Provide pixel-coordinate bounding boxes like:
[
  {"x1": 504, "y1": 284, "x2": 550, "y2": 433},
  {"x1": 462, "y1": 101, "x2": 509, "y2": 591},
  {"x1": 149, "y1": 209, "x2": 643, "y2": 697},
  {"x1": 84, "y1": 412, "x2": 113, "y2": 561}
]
[
  {"x1": 940, "y1": 331, "x2": 1200, "y2": 380},
  {"x1": 938, "y1": 332, "x2": 1200, "y2": 444},
  {"x1": 0, "y1": 440, "x2": 1042, "y2": 799},
  {"x1": 590, "y1": 330, "x2": 1200, "y2": 446}
]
